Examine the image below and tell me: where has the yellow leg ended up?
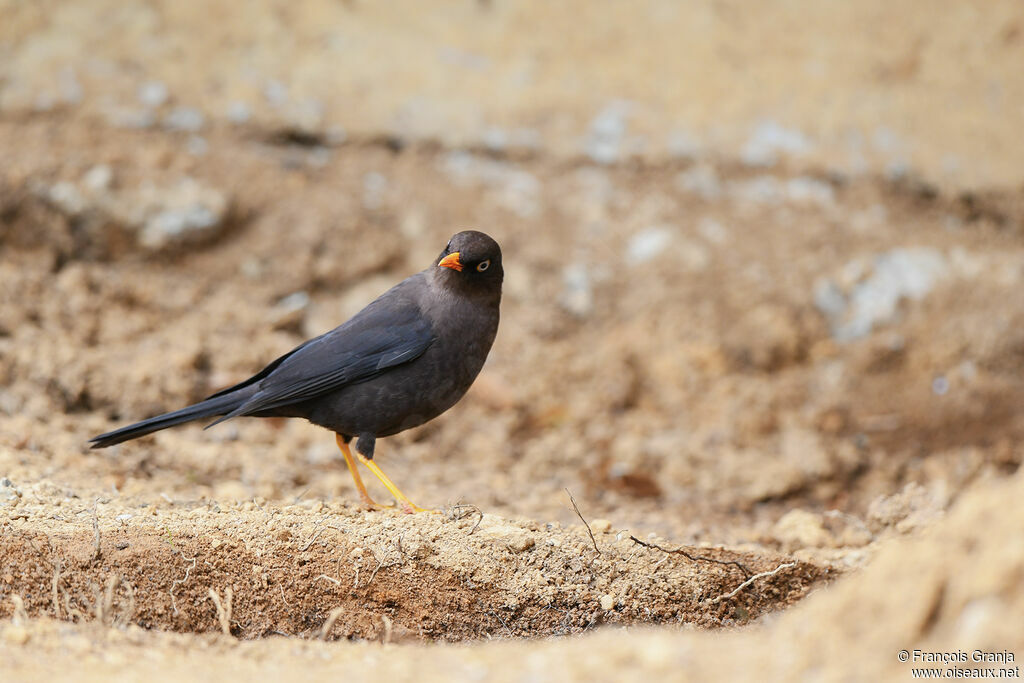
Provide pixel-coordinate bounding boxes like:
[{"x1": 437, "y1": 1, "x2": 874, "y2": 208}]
[
  {"x1": 336, "y1": 434, "x2": 385, "y2": 509},
  {"x1": 354, "y1": 451, "x2": 436, "y2": 514}
]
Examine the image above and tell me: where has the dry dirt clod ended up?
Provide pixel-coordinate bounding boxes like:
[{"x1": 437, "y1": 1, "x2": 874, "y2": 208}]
[
  {"x1": 3, "y1": 625, "x2": 30, "y2": 645},
  {"x1": 507, "y1": 533, "x2": 536, "y2": 553}
]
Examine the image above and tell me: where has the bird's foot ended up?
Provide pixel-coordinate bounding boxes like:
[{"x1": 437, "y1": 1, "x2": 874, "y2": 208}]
[
  {"x1": 354, "y1": 452, "x2": 438, "y2": 514},
  {"x1": 356, "y1": 495, "x2": 395, "y2": 512},
  {"x1": 399, "y1": 500, "x2": 439, "y2": 515},
  {"x1": 354, "y1": 489, "x2": 430, "y2": 514}
]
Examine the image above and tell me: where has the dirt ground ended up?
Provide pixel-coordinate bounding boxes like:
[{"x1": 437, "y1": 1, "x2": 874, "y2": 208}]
[{"x1": 2, "y1": 2, "x2": 1024, "y2": 681}]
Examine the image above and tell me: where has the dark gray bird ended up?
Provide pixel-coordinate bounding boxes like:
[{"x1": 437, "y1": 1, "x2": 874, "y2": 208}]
[{"x1": 90, "y1": 230, "x2": 502, "y2": 512}]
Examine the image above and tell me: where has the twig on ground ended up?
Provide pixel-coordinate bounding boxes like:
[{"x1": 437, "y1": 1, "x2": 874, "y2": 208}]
[
  {"x1": 365, "y1": 553, "x2": 390, "y2": 588},
  {"x1": 207, "y1": 587, "x2": 234, "y2": 636},
  {"x1": 315, "y1": 574, "x2": 341, "y2": 586},
  {"x1": 489, "y1": 609, "x2": 512, "y2": 636},
  {"x1": 566, "y1": 489, "x2": 599, "y2": 553},
  {"x1": 97, "y1": 574, "x2": 120, "y2": 625},
  {"x1": 708, "y1": 562, "x2": 797, "y2": 605},
  {"x1": 320, "y1": 606, "x2": 344, "y2": 640},
  {"x1": 447, "y1": 503, "x2": 484, "y2": 535},
  {"x1": 90, "y1": 582, "x2": 103, "y2": 623},
  {"x1": 62, "y1": 591, "x2": 74, "y2": 621},
  {"x1": 379, "y1": 614, "x2": 393, "y2": 645},
  {"x1": 92, "y1": 501, "x2": 102, "y2": 561},
  {"x1": 278, "y1": 584, "x2": 293, "y2": 608},
  {"x1": 163, "y1": 525, "x2": 177, "y2": 550},
  {"x1": 629, "y1": 536, "x2": 751, "y2": 578},
  {"x1": 300, "y1": 525, "x2": 326, "y2": 552},
  {"x1": 120, "y1": 580, "x2": 137, "y2": 625},
  {"x1": 51, "y1": 559, "x2": 62, "y2": 620},
  {"x1": 169, "y1": 553, "x2": 197, "y2": 616},
  {"x1": 10, "y1": 595, "x2": 28, "y2": 624}
]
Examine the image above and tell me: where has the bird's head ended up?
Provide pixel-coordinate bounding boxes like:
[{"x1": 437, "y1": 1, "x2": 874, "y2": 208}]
[{"x1": 435, "y1": 231, "x2": 503, "y2": 291}]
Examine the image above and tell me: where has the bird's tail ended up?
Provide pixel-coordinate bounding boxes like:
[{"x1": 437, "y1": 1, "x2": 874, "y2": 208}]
[{"x1": 89, "y1": 391, "x2": 249, "y2": 449}]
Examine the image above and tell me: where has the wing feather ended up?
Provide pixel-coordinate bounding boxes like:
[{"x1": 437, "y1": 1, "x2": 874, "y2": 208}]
[{"x1": 211, "y1": 283, "x2": 435, "y2": 423}]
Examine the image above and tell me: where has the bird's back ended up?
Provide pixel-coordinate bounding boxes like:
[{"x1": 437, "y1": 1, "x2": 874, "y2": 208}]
[{"x1": 296, "y1": 269, "x2": 499, "y2": 437}]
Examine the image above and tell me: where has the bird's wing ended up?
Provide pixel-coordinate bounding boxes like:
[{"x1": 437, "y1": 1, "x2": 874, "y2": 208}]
[
  {"x1": 201, "y1": 335, "x2": 324, "y2": 401},
  {"x1": 210, "y1": 292, "x2": 436, "y2": 423}
]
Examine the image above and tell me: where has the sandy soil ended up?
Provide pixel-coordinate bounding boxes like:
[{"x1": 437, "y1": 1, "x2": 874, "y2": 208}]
[
  {"x1": 2, "y1": 471, "x2": 1020, "y2": 682},
  {"x1": 2, "y1": 2, "x2": 1023, "y2": 681}
]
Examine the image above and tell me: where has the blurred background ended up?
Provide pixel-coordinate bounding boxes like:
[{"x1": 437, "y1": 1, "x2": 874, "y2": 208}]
[{"x1": 2, "y1": 0, "x2": 1024, "y2": 547}]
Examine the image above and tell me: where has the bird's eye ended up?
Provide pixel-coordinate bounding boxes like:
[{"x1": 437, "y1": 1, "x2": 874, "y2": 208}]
[{"x1": 476, "y1": 260, "x2": 490, "y2": 272}]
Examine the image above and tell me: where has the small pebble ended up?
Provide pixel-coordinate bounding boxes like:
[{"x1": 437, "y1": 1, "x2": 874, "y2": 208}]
[
  {"x1": 590, "y1": 518, "x2": 612, "y2": 533},
  {"x1": 210, "y1": 538, "x2": 222, "y2": 549},
  {"x1": 600, "y1": 594, "x2": 615, "y2": 611},
  {"x1": 82, "y1": 165, "x2": 113, "y2": 193},
  {"x1": 507, "y1": 534, "x2": 536, "y2": 553}
]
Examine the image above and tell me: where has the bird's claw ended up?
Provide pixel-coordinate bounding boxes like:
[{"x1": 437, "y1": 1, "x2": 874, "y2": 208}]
[
  {"x1": 400, "y1": 501, "x2": 439, "y2": 515},
  {"x1": 357, "y1": 495, "x2": 395, "y2": 511}
]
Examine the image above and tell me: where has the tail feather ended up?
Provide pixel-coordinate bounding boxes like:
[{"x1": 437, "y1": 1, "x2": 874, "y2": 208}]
[{"x1": 89, "y1": 392, "x2": 248, "y2": 449}]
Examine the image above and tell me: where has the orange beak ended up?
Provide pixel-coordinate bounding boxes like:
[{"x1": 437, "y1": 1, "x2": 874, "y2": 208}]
[{"x1": 438, "y1": 252, "x2": 463, "y2": 272}]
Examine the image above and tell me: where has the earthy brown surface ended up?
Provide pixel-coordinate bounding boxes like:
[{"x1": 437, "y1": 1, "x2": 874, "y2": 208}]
[
  {"x1": 0, "y1": 491, "x2": 826, "y2": 641},
  {"x1": 2, "y1": 1, "x2": 1024, "y2": 680},
  {"x1": 8, "y1": 467, "x2": 1024, "y2": 683}
]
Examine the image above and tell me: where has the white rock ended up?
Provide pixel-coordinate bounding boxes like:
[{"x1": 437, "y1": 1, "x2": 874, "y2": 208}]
[
  {"x1": 741, "y1": 119, "x2": 812, "y2": 167},
  {"x1": 675, "y1": 164, "x2": 721, "y2": 200},
  {"x1": 82, "y1": 165, "x2": 113, "y2": 193},
  {"x1": 585, "y1": 101, "x2": 632, "y2": 164},
  {"x1": 560, "y1": 262, "x2": 593, "y2": 317},
  {"x1": 226, "y1": 101, "x2": 252, "y2": 124},
  {"x1": 626, "y1": 227, "x2": 673, "y2": 265},
  {"x1": 816, "y1": 248, "x2": 949, "y2": 341},
  {"x1": 163, "y1": 106, "x2": 205, "y2": 132},
  {"x1": 137, "y1": 81, "x2": 169, "y2": 108}
]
